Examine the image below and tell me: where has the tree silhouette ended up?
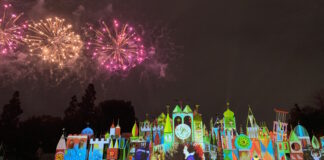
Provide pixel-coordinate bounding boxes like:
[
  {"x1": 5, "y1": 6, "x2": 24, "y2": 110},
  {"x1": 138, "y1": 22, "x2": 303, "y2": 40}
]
[
  {"x1": 289, "y1": 89, "x2": 324, "y2": 137},
  {"x1": 64, "y1": 95, "x2": 78, "y2": 118},
  {"x1": 64, "y1": 95, "x2": 81, "y2": 134},
  {"x1": 94, "y1": 100, "x2": 137, "y2": 136},
  {"x1": 17, "y1": 115, "x2": 63, "y2": 159},
  {"x1": 0, "y1": 91, "x2": 23, "y2": 159},
  {"x1": 1, "y1": 91, "x2": 22, "y2": 128},
  {"x1": 79, "y1": 84, "x2": 96, "y2": 125}
]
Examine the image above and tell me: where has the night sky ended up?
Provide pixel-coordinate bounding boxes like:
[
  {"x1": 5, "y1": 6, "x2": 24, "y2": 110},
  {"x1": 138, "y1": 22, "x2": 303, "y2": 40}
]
[{"x1": 1, "y1": 0, "x2": 324, "y2": 126}]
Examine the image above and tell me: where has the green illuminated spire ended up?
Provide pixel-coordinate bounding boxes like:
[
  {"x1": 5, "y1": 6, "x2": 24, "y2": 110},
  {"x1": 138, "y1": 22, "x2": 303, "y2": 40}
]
[
  {"x1": 312, "y1": 135, "x2": 320, "y2": 149},
  {"x1": 164, "y1": 105, "x2": 172, "y2": 133},
  {"x1": 223, "y1": 102, "x2": 236, "y2": 130},
  {"x1": 131, "y1": 121, "x2": 138, "y2": 137},
  {"x1": 224, "y1": 105, "x2": 234, "y2": 117},
  {"x1": 289, "y1": 130, "x2": 299, "y2": 142},
  {"x1": 183, "y1": 105, "x2": 192, "y2": 113},
  {"x1": 173, "y1": 105, "x2": 182, "y2": 113}
]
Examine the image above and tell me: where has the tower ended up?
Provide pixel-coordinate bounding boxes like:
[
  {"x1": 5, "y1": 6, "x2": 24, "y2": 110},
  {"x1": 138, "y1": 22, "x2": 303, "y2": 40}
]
[
  {"x1": 235, "y1": 130, "x2": 252, "y2": 160},
  {"x1": 131, "y1": 121, "x2": 138, "y2": 138},
  {"x1": 115, "y1": 120, "x2": 121, "y2": 138},
  {"x1": 294, "y1": 123, "x2": 311, "y2": 150},
  {"x1": 55, "y1": 129, "x2": 66, "y2": 160},
  {"x1": 246, "y1": 106, "x2": 258, "y2": 139},
  {"x1": 273, "y1": 108, "x2": 289, "y2": 160},
  {"x1": 289, "y1": 129, "x2": 303, "y2": 160},
  {"x1": 163, "y1": 105, "x2": 173, "y2": 151},
  {"x1": 172, "y1": 104, "x2": 194, "y2": 143},
  {"x1": 222, "y1": 102, "x2": 236, "y2": 149},
  {"x1": 222, "y1": 102, "x2": 237, "y2": 160},
  {"x1": 110, "y1": 122, "x2": 116, "y2": 137},
  {"x1": 140, "y1": 113, "x2": 151, "y2": 140},
  {"x1": 223, "y1": 102, "x2": 236, "y2": 131},
  {"x1": 107, "y1": 140, "x2": 118, "y2": 160},
  {"x1": 88, "y1": 138, "x2": 109, "y2": 160},
  {"x1": 311, "y1": 136, "x2": 322, "y2": 160},
  {"x1": 81, "y1": 125, "x2": 94, "y2": 138},
  {"x1": 246, "y1": 106, "x2": 261, "y2": 159},
  {"x1": 273, "y1": 108, "x2": 288, "y2": 142},
  {"x1": 258, "y1": 123, "x2": 275, "y2": 160},
  {"x1": 193, "y1": 105, "x2": 204, "y2": 148},
  {"x1": 64, "y1": 134, "x2": 88, "y2": 160}
]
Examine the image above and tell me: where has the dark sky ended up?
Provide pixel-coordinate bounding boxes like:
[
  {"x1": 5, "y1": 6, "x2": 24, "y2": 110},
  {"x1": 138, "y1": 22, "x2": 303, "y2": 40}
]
[{"x1": 1, "y1": 0, "x2": 324, "y2": 126}]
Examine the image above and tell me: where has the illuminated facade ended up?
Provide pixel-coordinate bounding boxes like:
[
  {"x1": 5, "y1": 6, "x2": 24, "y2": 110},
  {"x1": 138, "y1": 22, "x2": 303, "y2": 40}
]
[{"x1": 56, "y1": 103, "x2": 323, "y2": 160}]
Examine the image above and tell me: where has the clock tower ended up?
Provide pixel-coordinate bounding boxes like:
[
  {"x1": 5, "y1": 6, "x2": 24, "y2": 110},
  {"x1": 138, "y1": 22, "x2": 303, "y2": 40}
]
[{"x1": 172, "y1": 105, "x2": 194, "y2": 143}]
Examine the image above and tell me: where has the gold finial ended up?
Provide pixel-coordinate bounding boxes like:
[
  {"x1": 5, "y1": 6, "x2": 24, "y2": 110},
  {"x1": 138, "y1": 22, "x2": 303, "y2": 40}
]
[
  {"x1": 240, "y1": 125, "x2": 243, "y2": 134},
  {"x1": 145, "y1": 113, "x2": 149, "y2": 120},
  {"x1": 226, "y1": 101, "x2": 230, "y2": 108},
  {"x1": 166, "y1": 105, "x2": 170, "y2": 113},
  {"x1": 195, "y1": 104, "x2": 200, "y2": 111}
]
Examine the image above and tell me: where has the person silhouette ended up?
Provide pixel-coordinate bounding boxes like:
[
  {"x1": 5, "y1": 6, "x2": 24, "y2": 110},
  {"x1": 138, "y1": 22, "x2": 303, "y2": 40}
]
[{"x1": 183, "y1": 145, "x2": 195, "y2": 160}]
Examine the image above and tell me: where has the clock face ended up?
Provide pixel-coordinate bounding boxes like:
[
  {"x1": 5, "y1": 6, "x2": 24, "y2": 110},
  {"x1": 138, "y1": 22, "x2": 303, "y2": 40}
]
[
  {"x1": 55, "y1": 152, "x2": 64, "y2": 160},
  {"x1": 235, "y1": 134, "x2": 252, "y2": 149},
  {"x1": 175, "y1": 124, "x2": 191, "y2": 140}
]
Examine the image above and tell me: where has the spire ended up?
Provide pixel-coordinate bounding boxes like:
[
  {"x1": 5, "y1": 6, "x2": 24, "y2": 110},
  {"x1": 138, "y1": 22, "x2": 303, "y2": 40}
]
[
  {"x1": 61, "y1": 128, "x2": 65, "y2": 138},
  {"x1": 246, "y1": 105, "x2": 258, "y2": 128},
  {"x1": 114, "y1": 139, "x2": 119, "y2": 149},
  {"x1": 289, "y1": 129, "x2": 299, "y2": 142},
  {"x1": 226, "y1": 101, "x2": 230, "y2": 109},
  {"x1": 312, "y1": 135, "x2": 320, "y2": 149},
  {"x1": 173, "y1": 105, "x2": 182, "y2": 113},
  {"x1": 194, "y1": 105, "x2": 200, "y2": 116},
  {"x1": 109, "y1": 140, "x2": 114, "y2": 148},
  {"x1": 239, "y1": 125, "x2": 243, "y2": 134},
  {"x1": 111, "y1": 119, "x2": 115, "y2": 128},
  {"x1": 166, "y1": 105, "x2": 170, "y2": 113},
  {"x1": 164, "y1": 107, "x2": 172, "y2": 133},
  {"x1": 115, "y1": 118, "x2": 121, "y2": 137},
  {"x1": 56, "y1": 128, "x2": 66, "y2": 150},
  {"x1": 132, "y1": 121, "x2": 138, "y2": 137},
  {"x1": 116, "y1": 119, "x2": 120, "y2": 128},
  {"x1": 183, "y1": 105, "x2": 192, "y2": 113},
  {"x1": 223, "y1": 105, "x2": 234, "y2": 117}
]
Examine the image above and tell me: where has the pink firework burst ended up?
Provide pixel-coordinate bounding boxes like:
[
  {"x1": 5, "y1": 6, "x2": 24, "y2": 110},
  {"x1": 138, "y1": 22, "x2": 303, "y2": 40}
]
[
  {"x1": 0, "y1": 4, "x2": 26, "y2": 55},
  {"x1": 86, "y1": 20, "x2": 147, "y2": 72}
]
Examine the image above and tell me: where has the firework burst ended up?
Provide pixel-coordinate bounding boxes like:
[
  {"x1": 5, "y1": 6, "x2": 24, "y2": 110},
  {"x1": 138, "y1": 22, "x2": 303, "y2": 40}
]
[
  {"x1": 25, "y1": 17, "x2": 83, "y2": 67},
  {"x1": 0, "y1": 4, "x2": 26, "y2": 55},
  {"x1": 86, "y1": 20, "x2": 148, "y2": 72}
]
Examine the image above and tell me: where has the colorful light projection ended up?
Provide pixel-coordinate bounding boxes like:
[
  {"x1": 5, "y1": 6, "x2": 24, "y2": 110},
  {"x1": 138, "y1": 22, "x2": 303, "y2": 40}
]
[
  {"x1": 56, "y1": 104, "x2": 323, "y2": 160},
  {"x1": 64, "y1": 135, "x2": 88, "y2": 160}
]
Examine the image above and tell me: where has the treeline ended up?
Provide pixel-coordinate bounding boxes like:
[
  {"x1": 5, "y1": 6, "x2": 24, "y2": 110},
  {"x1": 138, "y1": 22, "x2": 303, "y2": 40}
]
[
  {"x1": 0, "y1": 84, "x2": 137, "y2": 159},
  {"x1": 288, "y1": 89, "x2": 324, "y2": 137}
]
